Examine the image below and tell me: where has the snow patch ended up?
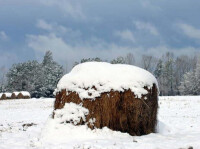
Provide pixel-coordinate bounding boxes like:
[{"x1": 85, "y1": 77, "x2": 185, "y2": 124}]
[
  {"x1": 1, "y1": 97, "x2": 200, "y2": 148},
  {"x1": 4, "y1": 92, "x2": 12, "y2": 98},
  {"x1": 88, "y1": 118, "x2": 96, "y2": 126},
  {"x1": 53, "y1": 102, "x2": 89, "y2": 125},
  {"x1": 20, "y1": 91, "x2": 31, "y2": 97},
  {"x1": 55, "y1": 62, "x2": 158, "y2": 99},
  {"x1": 13, "y1": 92, "x2": 20, "y2": 95},
  {"x1": 156, "y1": 120, "x2": 174, "y2": 134}
]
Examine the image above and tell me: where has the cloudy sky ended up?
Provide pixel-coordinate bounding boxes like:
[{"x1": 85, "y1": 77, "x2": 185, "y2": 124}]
[{"x1": 0, "y1": 0, "x2": 200, "y2": 69}]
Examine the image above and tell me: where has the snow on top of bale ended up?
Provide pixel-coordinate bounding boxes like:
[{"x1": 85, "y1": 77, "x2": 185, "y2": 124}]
[
  {"x1": 4, "y1": 93, "x2": 12, "y2": 97},
  {"x1": 20, "y1": 91, "x2": 31, "y2": 97},
  {"x1": 13, "y1": 92, "x2": 20, "y2": 95},
  {"x1": 55, "y1": 62, "x2": 158, "y2": 99}
]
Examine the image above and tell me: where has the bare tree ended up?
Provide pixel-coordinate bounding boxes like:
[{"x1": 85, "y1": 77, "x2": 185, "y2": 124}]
[
  {"x1": 141, "y1": 55, "x2": 157, "y2": 73},
  {"x1": 125, "y1": 53, "x2": 135, "y2": 65}
]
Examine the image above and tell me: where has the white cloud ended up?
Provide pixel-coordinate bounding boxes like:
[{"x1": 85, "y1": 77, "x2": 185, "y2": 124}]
[
  {"x1": 37, "y1": 19, "x2": 53, "y2": 31},
  {"x1": 0, "y1": 31, "x2": 9, "y2": 41},
  {"x1": 27, "y1": 33, "x2": 123, "y2": 61},
  {"x1": 115, "y1": 29, "x2": 135, "y2": 43},
  {"x1": 134, "y1": 21, "x2": 159, "y2": 36},
  {"x1": 27, "y1": 33, "x2": 137, "y2": 68},
  {"x1": 27, "y1": 32, "x2": 199, "y2": 70},
  {"x1": 178, "y1": 23, "x2": 200, "y2": 40},
  {"x1": 40, "y1": 0, "x2": 85, "y2": 20}
]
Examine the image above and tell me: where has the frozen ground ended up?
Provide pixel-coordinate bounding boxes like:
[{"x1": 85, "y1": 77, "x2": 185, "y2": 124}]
[{"x1": 0, "y1": 96, "x2": 200, "y2": 149}]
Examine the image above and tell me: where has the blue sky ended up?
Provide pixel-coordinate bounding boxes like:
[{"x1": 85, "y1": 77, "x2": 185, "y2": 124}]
[{"x1": 0, "y1": 0, "x2": 200, "y2": 69}]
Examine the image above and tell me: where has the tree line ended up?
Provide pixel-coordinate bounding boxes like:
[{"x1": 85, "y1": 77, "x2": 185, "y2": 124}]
[
  {"x1": 74, "y1": 52, "x2": 198, "y2": 96},
  {"x1": 0, "y1": 51, "x2": 199, "y2": 97}
]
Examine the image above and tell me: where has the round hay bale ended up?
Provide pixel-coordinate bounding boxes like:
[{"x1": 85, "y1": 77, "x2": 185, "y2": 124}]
[
  {"x1": 53, "y1": 62, "x2": 159, "y2": 136},
  {"x1": 17, "y1": 93, "x2": 24, "y2": 99},
  {"x1": 21, "y1": 91, "x2": 31, "y2": 99},
  {"x1": 11, "y1": 93, "x2": 17, "y2": 99},
  {"x1": 17, "y1": 91, "x2": 31, "y2": 99},
  {"x1": 1, "y1": 93, "x2": 6, "y2": 100}
]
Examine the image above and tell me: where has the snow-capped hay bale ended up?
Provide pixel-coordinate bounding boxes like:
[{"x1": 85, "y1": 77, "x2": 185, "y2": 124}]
[
  {"x1": 17, "y1": 93, "x2": 23, "y2": 99},
  {"x1": 17, "y1": 91, "x2": 31, "y2": 99},
  {"x1": 21, "y1": 91, "x2": 31, "y2": 99},
  {"x1": 54, "y1": 62, "x2": 159, "y2": 136},
  {"x1": 11, "y1": 93, "x2": 17, "y2": 99},
  {"x1": 11, "y1": 92, "x2": 20, "y2": 99},
  {"x1": 1, "y1": 93, "x2": 6, "y2": 100},
  {"x1": 1, "y1": 93, "x2": 12, "y2": 100}
]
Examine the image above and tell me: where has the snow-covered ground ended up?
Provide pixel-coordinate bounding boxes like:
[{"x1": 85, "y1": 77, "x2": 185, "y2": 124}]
[{"x1": 0, "y1": 96, "x2": 200, "y2": 149}]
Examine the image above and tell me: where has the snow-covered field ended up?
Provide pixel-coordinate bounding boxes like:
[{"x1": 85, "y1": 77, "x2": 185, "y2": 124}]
[{"x1": 0, "y1": 96, "x2": 200, "y2": 149}]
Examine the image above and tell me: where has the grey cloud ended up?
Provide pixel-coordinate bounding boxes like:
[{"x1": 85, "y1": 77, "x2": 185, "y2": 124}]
[{"x1": 27, "y1": 31, "x2": 199, "y2": 69}]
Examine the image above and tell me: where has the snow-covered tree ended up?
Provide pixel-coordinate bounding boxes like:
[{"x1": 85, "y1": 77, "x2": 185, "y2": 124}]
[
  {"x1": 6, "y1": 51, "x2": 64, "y2": 98},
  {"x1": 39, "y1": 51, "x2": 64, "y2": 97},
  {"x1": 194, "y1": 57, "x2": 200, "y2": 93},
  {"x1": 6, "y1": 60, "x2": 40, "y2": 93},
  {"x1": 179, "y1": 56, "x2": 199, "y2": 95},
  {"x1": 154, "y1": 59, "x2": 164, "y2": 95},
  {"x1": 163, "y1": 53, "x2": 175, "y2": 95},
  {"x1": 179, "y1": 71, "x2": 196, "y2": 95}
]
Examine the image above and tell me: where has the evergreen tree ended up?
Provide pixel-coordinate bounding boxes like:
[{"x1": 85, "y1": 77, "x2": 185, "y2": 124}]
[
  {"x1": 40, "y1": 51, "x2": 64, "y2": 97},
  {"x1": 73, "y1": 57, "x2": 102, "y2": 67},
  {"x1": 154, "y1": 59, "x2": 163, "y2": 78},
  {"x1": 6, "y1": 60, "x2": 40, "y2": 93}
]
